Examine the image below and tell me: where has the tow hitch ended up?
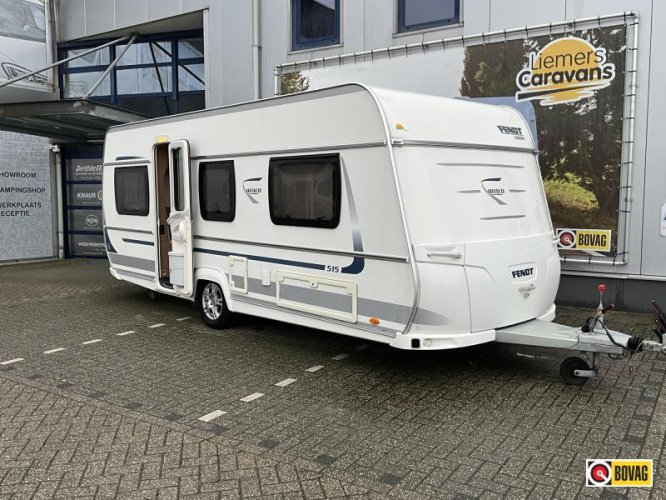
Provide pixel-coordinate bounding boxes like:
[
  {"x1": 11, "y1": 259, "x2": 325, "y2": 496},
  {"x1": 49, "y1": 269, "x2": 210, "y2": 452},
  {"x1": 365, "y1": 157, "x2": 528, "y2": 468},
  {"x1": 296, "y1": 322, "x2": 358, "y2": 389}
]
[{"x1": 495, "y1": 284, "x2": 666, "y2": 385}]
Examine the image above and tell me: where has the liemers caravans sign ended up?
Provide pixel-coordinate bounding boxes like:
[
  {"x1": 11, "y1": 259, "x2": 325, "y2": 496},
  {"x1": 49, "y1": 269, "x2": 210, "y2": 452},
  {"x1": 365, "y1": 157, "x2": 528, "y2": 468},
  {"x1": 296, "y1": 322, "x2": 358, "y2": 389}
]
[{"x1": 515, "y1": 37, "x2": 616, "y2": 106}]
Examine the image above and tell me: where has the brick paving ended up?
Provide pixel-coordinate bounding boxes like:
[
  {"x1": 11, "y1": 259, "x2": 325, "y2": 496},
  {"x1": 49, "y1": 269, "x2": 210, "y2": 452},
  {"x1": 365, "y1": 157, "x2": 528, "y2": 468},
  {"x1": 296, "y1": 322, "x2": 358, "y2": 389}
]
[{"x1": 1, "y1": 260, "x2": 666, "y2": 498}]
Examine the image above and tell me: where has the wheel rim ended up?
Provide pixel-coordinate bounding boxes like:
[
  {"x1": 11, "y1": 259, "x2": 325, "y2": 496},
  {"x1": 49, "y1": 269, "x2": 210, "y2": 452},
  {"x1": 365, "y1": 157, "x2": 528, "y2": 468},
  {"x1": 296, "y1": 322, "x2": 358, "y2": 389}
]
[{"x1": 201, "y1": 283, "x2": 224, "y2": 320}]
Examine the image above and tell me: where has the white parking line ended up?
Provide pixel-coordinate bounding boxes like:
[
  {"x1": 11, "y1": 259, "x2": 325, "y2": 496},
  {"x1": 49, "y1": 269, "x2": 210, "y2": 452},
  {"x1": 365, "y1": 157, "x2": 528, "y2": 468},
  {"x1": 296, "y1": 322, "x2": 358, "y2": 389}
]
[
  {"x1": 176, "y1": 317, "x2": 191, "y2": 322},
  {"x1": 240, "y1": 392, "x2": 264, "y2": 402},
  {"x1": 43, "y1": 348, "x2": 66, "y2": 355},
  {"x1": 305, "y1": 365, "x2": 324, "y2": 373},
  {"x1": 332, "y1": 353, "x2": 348, "y2": 361},
  {"x1": 149, "y1": 323, "x2": 165, "y2": 329},
  {"x1": 275, "y1": 378, "x2": 297, "y2": 387},
  {"x1": 198, "y1": 409, "x2": 227, "y2": 422},
  {"x1": 82, "y1": 339, "x2": 102, "y2": 345},
  {"x1": 116, "y1": 331, "x2": 134, "y2": 336},
  {"x1": 0, "y1": 358, "x2": 24, "y2": 365}
]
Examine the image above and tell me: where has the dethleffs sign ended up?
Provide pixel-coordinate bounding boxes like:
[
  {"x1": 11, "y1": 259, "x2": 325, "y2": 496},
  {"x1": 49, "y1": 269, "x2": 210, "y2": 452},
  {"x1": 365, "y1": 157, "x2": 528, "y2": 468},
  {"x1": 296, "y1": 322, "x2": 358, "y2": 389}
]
[{"x1": 515, "y1": 37, "x2": 616, "y2": 106}]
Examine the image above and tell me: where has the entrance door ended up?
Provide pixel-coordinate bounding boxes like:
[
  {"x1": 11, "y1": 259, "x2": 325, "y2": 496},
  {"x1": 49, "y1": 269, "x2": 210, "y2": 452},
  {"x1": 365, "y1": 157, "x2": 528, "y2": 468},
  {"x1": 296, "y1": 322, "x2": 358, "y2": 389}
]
[{"x1": 166, "y1": 140, "x2": 193, "y2": 297}]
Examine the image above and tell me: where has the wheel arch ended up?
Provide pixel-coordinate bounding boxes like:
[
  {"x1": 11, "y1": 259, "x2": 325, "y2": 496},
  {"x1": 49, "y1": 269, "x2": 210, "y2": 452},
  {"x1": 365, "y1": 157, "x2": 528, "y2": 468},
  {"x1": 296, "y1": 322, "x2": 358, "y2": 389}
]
[{"x1": 193, "y1": 267, "x2": 234, "y2": 312}]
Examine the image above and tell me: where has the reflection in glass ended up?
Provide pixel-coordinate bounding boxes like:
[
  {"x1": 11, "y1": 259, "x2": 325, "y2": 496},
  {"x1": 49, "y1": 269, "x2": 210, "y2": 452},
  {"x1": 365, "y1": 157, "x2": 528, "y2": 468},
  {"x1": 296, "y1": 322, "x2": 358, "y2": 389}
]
[
  {"x1": 64, "y1": 72, "x2": 111, "y2": 97},
  {"x1": 0, "y1": 0, "x2": 46, "y2": 42},
  {"x1": 294, "y1": 0, "x2": 338, "y2": 49},
  {"x1": 118, "y1": 42, "x2": 171, "y2": 66},
  {"x1": 399, "y1": 0, "x2": 458, "y2": 32},
  {"x1": 117, "y1": 67, "x2": 172, "y2": 95},
  {"x1": 178, "y1": 64, "x2": 204, "y2": 91},
  {"x1": 178, "y1": 39, "x2": 204, "y2": 59},
  {"x1": 65, "y1": 48, "x2": 110, "y2": 68}
]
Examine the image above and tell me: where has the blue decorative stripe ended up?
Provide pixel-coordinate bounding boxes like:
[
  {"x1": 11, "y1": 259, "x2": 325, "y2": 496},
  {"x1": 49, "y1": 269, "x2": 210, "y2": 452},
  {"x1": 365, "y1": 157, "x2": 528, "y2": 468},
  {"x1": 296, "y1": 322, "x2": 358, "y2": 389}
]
[
  {"x1": 123, "y1": 238, "x2": 155, "y2": 246},
  {"x1": 194, "y1": 247, "x2": 326, "y2": 271}
]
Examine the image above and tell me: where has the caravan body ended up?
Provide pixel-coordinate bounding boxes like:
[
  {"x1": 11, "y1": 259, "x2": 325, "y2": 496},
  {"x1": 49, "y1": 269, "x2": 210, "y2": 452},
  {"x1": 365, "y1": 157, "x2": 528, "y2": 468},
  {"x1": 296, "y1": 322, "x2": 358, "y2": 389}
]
[{"x1": 102, "y1": 84, "x2": 560, "y2": 350}]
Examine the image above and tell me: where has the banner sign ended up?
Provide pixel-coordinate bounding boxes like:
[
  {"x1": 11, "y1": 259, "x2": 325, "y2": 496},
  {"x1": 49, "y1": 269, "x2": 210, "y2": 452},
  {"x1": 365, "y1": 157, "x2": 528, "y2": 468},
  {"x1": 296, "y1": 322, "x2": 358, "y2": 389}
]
[
  {"x1": 0, "y1": 131, "x2": 53, "y2": 262},
  {"x1": 278, "y1": 16, "x2": 635, "y2": 260}
]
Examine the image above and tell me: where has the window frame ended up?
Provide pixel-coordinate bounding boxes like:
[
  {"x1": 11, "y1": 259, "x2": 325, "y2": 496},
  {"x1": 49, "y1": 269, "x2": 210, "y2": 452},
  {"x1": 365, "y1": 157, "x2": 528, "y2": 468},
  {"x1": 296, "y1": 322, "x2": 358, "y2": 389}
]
[
  {"x1": 268, "y1": 153, "x2": 341, "y2": 229},
  {"x1": 291, "y1": 0, "x2": 341, "y2": 51},
  {"x1": 114, "y1": 165, "x2": 150, "y2": 217},
  {"x1": 199, "y1": 160, "x2": 236, "y2": 223},
  {"x1": 58, "y1": 31, "x2": 205, "y2": 116},
  {"x1": 397, "y1": 0, "x2": 461, "y2": 34}
]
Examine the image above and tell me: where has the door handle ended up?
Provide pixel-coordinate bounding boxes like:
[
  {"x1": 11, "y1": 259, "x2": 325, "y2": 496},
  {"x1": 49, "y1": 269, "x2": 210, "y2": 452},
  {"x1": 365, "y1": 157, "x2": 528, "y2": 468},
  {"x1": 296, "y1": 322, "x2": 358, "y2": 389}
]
[{"x1": 426, "y1": 250, "x2": 462, "y2": 259}]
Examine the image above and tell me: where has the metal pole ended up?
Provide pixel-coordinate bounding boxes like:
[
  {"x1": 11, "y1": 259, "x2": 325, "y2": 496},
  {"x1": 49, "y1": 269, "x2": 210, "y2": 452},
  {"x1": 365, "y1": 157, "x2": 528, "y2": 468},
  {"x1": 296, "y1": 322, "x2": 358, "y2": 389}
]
[
  {"x1": 83, "y1": 34, "x2": 137, "y2": 99},
  {"x1": 0, "y1": 35, "x2": 129, "y2": 90}
]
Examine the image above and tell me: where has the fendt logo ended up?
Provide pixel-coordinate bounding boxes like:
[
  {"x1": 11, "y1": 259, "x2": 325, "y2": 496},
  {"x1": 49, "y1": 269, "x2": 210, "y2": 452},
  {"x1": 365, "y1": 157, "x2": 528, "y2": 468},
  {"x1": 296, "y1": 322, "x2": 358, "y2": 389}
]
[
  {"x1": 497, "y1": 125, "x2": 525, "y2": 140},
  {"x1": 481, "y1": 177, "x2": 507, "y2": 206},
  {"x1": 511, "y1": 267, "x2": 534, "y2": 279}
]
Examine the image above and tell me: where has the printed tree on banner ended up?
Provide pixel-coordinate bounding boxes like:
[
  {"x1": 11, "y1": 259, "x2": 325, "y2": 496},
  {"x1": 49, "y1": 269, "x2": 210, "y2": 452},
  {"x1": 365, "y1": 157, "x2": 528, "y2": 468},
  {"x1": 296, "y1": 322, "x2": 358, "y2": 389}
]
[
  {"x1": 459, "y1": 26, "x2": 626, "y2": 240},
  {"x1": 280, "y1": 71, "x2": 310, "y2": 95}
]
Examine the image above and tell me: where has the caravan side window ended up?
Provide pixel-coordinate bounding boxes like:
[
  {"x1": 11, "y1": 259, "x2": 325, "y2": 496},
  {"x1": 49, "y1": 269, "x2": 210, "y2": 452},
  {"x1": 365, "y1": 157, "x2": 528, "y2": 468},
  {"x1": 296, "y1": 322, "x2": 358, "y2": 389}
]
[
  {"x1": 268, "y1": 154, "x2": 340, "y2": 229},
  {"x1": 115, "y1": 166, "x2": 149, "y2": 216},
  {"x1": 199, "y1": 161, "x2": 236, "y2": 222}
]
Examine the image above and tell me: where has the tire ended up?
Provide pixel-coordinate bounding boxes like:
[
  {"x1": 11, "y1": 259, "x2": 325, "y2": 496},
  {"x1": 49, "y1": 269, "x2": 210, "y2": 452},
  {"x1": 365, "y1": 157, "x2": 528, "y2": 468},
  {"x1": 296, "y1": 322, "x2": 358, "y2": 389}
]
[
  {"x1": 198, "y1": 281, "x2": 230, "y2": 329},
  {"x1": 559, "y1": 356, "x2": 590, "y2": 386}
]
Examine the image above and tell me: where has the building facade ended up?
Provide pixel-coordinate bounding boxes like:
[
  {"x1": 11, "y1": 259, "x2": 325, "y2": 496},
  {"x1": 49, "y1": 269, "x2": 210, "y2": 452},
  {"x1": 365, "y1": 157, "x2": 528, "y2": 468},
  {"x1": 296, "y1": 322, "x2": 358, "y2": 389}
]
[{"x1": 1, "y1": 0, "x2": 665, "y2": 310}]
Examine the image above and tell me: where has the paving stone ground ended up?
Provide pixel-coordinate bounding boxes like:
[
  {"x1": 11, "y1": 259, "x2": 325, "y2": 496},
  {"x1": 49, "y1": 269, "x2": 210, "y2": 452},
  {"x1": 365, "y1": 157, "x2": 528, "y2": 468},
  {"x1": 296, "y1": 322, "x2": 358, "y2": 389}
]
[{"x1": 1, "y1": 259, "x2": 666, "y2": 499}]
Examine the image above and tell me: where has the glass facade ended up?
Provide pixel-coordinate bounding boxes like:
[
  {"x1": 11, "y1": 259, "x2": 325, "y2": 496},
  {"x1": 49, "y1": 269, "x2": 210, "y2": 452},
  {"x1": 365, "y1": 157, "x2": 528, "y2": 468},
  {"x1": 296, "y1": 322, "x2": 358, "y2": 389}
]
[{"x1": 59, "y1": 32, "x2": 205, "y2": 117}]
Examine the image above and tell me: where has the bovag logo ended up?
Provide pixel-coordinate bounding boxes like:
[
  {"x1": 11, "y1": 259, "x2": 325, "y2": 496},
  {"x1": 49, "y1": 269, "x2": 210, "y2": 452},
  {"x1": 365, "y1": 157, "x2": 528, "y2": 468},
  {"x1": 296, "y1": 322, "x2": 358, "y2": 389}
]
[{"x1": 586, "y1": 459, "x2": 652, "y2": 488}]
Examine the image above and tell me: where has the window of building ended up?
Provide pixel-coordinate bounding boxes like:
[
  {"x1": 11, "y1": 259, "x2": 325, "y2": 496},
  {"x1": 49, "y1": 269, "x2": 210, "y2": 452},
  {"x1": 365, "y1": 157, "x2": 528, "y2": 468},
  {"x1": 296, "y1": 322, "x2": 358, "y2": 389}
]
[
  {"x1": 269, "y1": 154, "x2": 340, "y2": 228},
  {"x1": 397, "y1": 0, "x2": 460, "y2": 33},
  {"x1": 59, "y1": 32, "x2": 205, "y2": 117},
  {"x1": 115, "y1": 166, "x2": 149, "y2": 216},
  {"x1": 199, "y1": 161, "x2": 236, "y2": 222},
  {"x1": 292, "y1": 0, "x2": 340, "y2": 50}
]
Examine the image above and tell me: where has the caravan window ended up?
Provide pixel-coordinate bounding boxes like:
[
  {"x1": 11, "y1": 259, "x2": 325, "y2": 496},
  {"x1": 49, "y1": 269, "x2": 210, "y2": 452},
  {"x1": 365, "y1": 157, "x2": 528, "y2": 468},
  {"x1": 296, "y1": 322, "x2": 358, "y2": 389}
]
[
  {"x1": 199, "y1": 161, "x2": 236, "y2": 222},
  {"x1": 269, "y1": 154, "x2": 340, "y2": 229},
  {"x1": 115, "y1": 166, "x2": 149, "y2": 216}
]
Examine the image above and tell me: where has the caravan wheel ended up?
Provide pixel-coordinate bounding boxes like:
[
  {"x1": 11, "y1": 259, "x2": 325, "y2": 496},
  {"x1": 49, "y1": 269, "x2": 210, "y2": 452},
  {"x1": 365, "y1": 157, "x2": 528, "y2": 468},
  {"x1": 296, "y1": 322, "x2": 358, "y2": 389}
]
[{"x1": 199, "y1": 281, "x2": 230, "y2": 329}]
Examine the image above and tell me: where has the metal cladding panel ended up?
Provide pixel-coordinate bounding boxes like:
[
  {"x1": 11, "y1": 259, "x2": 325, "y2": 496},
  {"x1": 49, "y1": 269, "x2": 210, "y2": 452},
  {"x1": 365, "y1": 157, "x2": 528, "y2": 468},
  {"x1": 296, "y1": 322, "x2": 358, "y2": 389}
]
[
  {"x1": 84, "y1": 0, "x2": 116, "y2": 36},
  {"x1": 640, "y1": 0, "x2": 666, "y2": 276},
  {"x1": 489, "y1": 0, "x2": 566, "y2": 29},
  {"x1": 58, "y1": 0, "x2": 86, "y2": 41},
  {"x1": 462, "y1": 0, "x2": 491, "y2": 35},
  {"x1": 146, "y1": 0, "x2": 183, "y2": 20},
  {"x1": 261, "y1": 0, "x2": 290, "y2": 97},
  {"x1": 343, "y1": 0, "x2": 365, "y2": 53},
  {"x1": 364, "y1": 0, "x2": 392, "y2": 49},
  {"x1": 115, "y1": 0, "x2": 148, "y2": 30},
  {"x1": 220, "y1": 0, "x2": 254, "y2": 104}
]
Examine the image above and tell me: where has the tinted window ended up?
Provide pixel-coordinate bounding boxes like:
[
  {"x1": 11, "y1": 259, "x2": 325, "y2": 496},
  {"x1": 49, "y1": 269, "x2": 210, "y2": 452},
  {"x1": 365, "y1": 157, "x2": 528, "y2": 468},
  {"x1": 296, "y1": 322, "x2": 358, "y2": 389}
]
[
  {"x1": 199, "y1": 161, "x2": 235, "y2": 222},
  {"x1": 398, "y1": 0, "x2": 460, "y2": 33},
  {"x1": 269, "y1": 154, "x2": 340, "y2": 228},
  {"x1": 292, "y1": 0, "x2": 340, "y2": 50},
  {"x1": 115, "y1": 166, "x2": 149, "y2": 216}
]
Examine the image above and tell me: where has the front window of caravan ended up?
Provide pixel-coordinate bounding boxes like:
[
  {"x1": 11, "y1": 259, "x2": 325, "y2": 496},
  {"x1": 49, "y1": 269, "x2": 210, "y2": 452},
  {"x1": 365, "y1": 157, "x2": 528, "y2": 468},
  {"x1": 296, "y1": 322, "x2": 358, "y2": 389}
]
[
  {"x1": 199, "y1": 161, "x2": 236, "y2": 222},
  {"x1": 115, "y1": 166, "x2": 149, "y2": 216},
  {"x1": 397, "y1": 0, "x2": 460, "y2": 33},
  {"x1": 269, "y1": 154, "x2": 340, "y2": 228},
  {"x1": 292, "y1": 0, "x2": 340, "y2": 50}
]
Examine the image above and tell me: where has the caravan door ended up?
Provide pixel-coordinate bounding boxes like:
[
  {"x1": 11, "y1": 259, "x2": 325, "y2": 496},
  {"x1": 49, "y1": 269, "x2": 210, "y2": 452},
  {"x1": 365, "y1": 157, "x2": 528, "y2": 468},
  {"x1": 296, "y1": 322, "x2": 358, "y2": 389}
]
[{"x1": 166, "y1": 140, "x2": 194, "y2": 297}]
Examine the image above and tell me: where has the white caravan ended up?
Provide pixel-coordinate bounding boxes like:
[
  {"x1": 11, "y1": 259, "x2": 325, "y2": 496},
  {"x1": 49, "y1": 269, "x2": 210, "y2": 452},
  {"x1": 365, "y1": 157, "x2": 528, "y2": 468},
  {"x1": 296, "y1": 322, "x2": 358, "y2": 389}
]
[{"x1": 103, "y1": 84, "x2": 665, "y2": 384}]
